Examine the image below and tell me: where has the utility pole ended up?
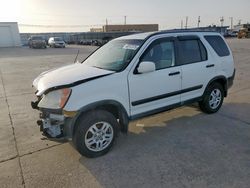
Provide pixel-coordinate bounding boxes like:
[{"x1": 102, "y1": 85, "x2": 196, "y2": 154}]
[
  {"x1": 238, "y1": 19, "x2": 242, "y2": 25},
  {"x1": 197, "y1": 16, "x2": 201, "y2": 28},
  {"x1": 220, "y1": 16, "x2": 224, "y2": 27},
  {"x1": 181, "y1": 20, "x2": 183, "y2": 29},
  {"x1": 106, "y1": 18, "x2": 108, "y2": 26},
  {"x1": 229, "y1": 17, "x2": 233, "y2": 30},
  {"x1": 124, "y1": 16, "x2": 127, "y2": 25},
  {"x1": 185, "y1": 16, "x2": 188, "y2": 29}
]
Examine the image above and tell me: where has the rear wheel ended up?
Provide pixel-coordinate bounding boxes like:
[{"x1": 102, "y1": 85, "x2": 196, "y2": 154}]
[
  {"x1": 73, "y1": 110, "x2": 118, "y2": 158},
  {"x1": 199, "y1": 83, "x2": 224, "y2": 114}
]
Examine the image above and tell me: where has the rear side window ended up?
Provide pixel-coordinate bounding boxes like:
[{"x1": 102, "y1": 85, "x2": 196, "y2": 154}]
[
  {"x1": 204, "y1": 35, "x2": 230, "y2": 57},
  {"x1": 178, "y1": 39, "x2": 207, "y2": 65}
]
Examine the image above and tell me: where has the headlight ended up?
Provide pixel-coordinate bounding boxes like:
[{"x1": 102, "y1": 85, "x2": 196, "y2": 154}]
[{"x1": 38, "y1": 88, "x2": 72, "y2": 109}]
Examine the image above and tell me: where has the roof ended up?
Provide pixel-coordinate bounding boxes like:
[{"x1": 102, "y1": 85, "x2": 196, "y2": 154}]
[{"x1": 116, "y1": 29, "x2": 221, "y2": 40}]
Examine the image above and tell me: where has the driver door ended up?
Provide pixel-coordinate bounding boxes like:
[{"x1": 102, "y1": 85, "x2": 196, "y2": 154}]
[{"x1": 128, "y1": 37, "x2": 182, "y2": 117}]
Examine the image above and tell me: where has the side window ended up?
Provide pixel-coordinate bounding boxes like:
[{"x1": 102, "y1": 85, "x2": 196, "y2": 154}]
[
  {"x1": 198, "y1": 40, "x2": 207, "y2": 61},
  {"x1": 204, "y1": 35, "x2": 230, "y2": 57},
  {"x1": 141, "y1": 40, "x2": 175, "y2": 70},
  {"x1": 178, "y1": 39, "x2": 207, "y2": 65}
]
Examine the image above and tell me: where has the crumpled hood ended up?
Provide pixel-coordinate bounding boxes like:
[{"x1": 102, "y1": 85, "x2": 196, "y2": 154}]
[{"x1": 33, "y1": 63, "x2": 114, "y2": 96}]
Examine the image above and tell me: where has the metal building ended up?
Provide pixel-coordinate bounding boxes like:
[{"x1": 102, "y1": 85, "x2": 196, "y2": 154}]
[
  {"x1": 0, "y1": 22, "x2": 21, "y2": 47},
  {"x1": 102, "y1": 24, "x2": 159, "y2": 32}
]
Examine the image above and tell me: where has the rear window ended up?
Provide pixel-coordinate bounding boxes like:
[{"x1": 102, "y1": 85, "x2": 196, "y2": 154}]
[{"x1": 204, "y1": 35, "x2": 230, "y2": 57}]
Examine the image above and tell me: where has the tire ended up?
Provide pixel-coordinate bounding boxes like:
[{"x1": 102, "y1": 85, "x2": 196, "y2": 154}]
[
  {"x1": 199, "y1": 82, "x2": 224, "y2": 114},
  {"x1": 73, "y1": 110, "x2": 118, "y2": 158}
]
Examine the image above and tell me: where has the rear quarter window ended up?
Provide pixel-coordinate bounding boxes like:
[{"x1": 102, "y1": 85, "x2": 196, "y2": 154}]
[{"x1": 204, "y1": 35, "x2": 230, "y2": 57}]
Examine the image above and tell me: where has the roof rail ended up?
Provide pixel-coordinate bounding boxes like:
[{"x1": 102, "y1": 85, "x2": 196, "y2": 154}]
[{"x1": 146, "y1": 29, "x2": 219, "y2": 39}]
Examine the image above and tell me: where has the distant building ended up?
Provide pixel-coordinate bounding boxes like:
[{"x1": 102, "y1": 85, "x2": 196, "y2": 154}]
[
  {"x1": 68, "y1": 31, "x2": 140, "y2": 44},
  {"x1": 102, "y1": 24, "x2": 159, "y2": 32},
  {"x1": 0, "y1": 22, "x2": 21, "y2": 47},
  {"x1": 90, "y1": 28, "x2": 104, "y2": 32}
]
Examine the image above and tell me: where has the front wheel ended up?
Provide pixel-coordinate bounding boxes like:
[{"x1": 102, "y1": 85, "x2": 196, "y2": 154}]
[
  {"x1": 199, "y1": 83, "x2": 224, "y2": 114},
  {"x1": 73, "y1": 110, "x2": 118, "y2": 158}
]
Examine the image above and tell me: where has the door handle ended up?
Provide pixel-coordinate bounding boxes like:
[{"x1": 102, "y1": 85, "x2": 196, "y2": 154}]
[
  {"x1": 169, "y1": 71, "x2": 180, "y2": 76},
  {"x1": 206, "y1": 64, "x2": 215, "y2": 68}
]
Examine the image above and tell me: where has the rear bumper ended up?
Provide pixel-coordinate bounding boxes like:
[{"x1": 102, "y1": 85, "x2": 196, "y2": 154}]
[{"x1": 227, "y1": 69, "x2": 235, "y2": 89}]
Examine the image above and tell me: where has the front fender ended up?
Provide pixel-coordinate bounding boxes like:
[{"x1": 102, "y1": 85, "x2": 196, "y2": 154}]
[{"x1": 68, "y1": 100, "x2": 130, "y2": 138}]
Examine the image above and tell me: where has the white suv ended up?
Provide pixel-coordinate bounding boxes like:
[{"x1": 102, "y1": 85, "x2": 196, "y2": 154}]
[
  {"x1": 48, "y1": 37, "x2": 66, "y2": 48},
  {"x1": 31, "y1": 31, "x2": 235, "y2": 157}
]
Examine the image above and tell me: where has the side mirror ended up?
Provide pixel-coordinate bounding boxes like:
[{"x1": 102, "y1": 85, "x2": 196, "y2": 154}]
[{"x1": 137, "y1": 61, "x2": 156, "y2": 74}]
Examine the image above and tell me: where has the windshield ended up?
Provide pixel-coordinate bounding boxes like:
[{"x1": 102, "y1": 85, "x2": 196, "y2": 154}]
[
  {"x1": 54, "y1": 37, "x2": 63, "y2": 41},
  {"x1": 84, "y1": 39, "x2": 143, "y2": 71}
]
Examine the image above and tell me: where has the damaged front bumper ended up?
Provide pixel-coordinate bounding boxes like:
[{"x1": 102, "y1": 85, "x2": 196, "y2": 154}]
[
  {"x1": 31, "y1": 99, "x2": 75, "y2": 139},
  {"x1": 37, "y1": 113, "x2": 64, "y2": 138}
]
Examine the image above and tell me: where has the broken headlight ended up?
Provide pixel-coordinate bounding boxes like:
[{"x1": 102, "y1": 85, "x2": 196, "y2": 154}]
[{"x1": 38, "y1": 88, "x2": 72, "y2": 109}]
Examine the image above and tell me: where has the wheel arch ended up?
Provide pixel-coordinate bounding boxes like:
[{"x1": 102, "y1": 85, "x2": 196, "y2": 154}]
[
  {"x1": 204, "y1": 76, "x2": 228, "y2": 97},
  {"x1": 71, "y1": 100, "x2": 129, "y2": 137}
]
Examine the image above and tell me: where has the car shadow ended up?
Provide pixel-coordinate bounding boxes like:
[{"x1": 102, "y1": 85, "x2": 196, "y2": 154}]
[{"x1": 77, "y1": 102, "x2": 250, "y2": 188}]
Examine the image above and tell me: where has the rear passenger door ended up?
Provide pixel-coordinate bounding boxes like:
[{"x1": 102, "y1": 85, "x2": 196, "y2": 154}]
[{"x1": 177, "y1": 35, "x2": 216, "y2": 102}]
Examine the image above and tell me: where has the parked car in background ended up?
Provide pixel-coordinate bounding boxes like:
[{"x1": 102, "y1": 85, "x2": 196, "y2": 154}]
[
  {"x1": 102, "y1": 36, "x2": 113, "y2": 45},
  {"x1": 67, "y1": 41, "x2": 76, "y2": 45},
  {"x1": 28, "y1": 36, "x2": 47, "y2": 49},
  {"x1": 31, "y1": 31, "x2": 235, "y2": 158},
  {"x1": 48, "y1": 37, "x2": 66, "y2": 48},
  {"x1": 224, "y1": 31, "x2": 238, "y2": 38},
  {"x1": 78, "y1": 40, "x2": 92, "y2": 45},
  {"x1": 78, "y1": 40, "x2": 102, "y2": 46},
  {"x1": 91, "y1": 40, "x2": 102, "y2": 46}
]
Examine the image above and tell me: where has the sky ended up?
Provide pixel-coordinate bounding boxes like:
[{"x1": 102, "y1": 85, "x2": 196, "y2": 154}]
[{"x1": 0, "y1": 0, "x2": 250, "y2": 33}]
